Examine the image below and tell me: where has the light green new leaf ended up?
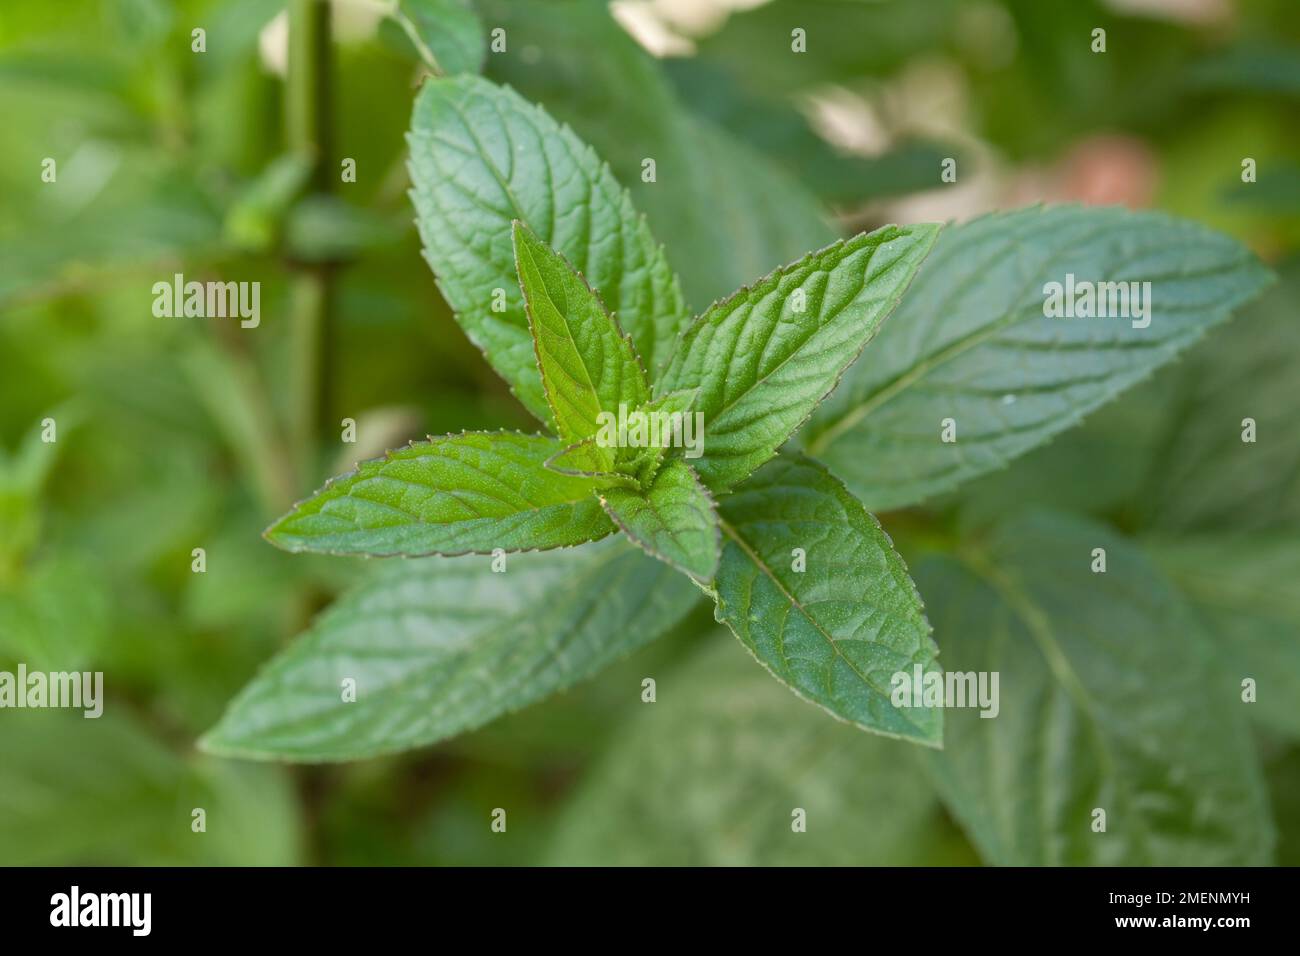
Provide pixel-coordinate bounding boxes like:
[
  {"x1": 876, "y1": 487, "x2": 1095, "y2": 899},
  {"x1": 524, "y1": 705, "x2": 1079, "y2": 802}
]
[
  {"x1": 919, "y1": 511, "x2": 1273, "y2": 865},
  {"x1": 546, "y1": 389, "x2": 701, "y2": 489},
  {"x1": 713, "y1": 454, "x2": 941, "y2": 746},
  {"x1": 408, "y1": 75, "x2": 689, "y2": 424},
  {"x1": 544, "y1": 438, "x2": 637, "y2": 488},
  {"x1": 1147, "y1": 534, "x2": 1300, "y2": 738},
  {"x1": 600, "y1": 458, "x2": 720, "y2": 583},
  {"x1": 265, "y1": 431, "x2": 614, "y2": 557},
  {"x1": 513, "y1": 221, "x2": 648, "y2": 456},
  {"x1": 201, "y1": 539, "x2": 700, "y2": 761},
  {"x1": 614, "y1": 387, "x2": 701, "y2": 486},
  {"x1": 548, "y1": 638, "x2": 972, "y2": 866},
  {"x1": 393, "y1": 0, "x2": 484, "y2": 76},
  {"x1": 659, "y1": 223, "x2": 939, "y2": 493},
  {"x1": 805, "y1": 206, "x2": 1275, "y2": 511}
]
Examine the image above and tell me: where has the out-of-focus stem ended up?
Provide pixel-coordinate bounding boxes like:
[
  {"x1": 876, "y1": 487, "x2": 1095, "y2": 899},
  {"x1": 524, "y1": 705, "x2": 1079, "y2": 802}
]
[{"x1": 286, "y1": 0, "x2": 334, "y2": 488}]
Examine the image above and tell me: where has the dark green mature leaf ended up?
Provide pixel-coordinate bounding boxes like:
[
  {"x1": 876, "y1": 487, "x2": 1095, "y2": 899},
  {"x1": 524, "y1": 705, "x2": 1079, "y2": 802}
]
[
  {"x1": 1147, "y1": 534, "x2": 1300, "y2": 738},
  {"x1": 948, "y1": 264, "x2": 1300, "y2": 531},
  {"x1": 714, "y1": 454, "x2": 941, "y2": 746},
  {"x1": 265, "y1": 431, "x2": 613, "y2": 557},
  {"x1": 513, "y1": 221, "x2": 648, "y2": 455},
  {"x1": 547, "y1": 638, "x2": 971, "y2": 865},
  {"x1": 804, "y1": 206, "x2": 1274, "y2": 511},
  {"x1": 407, "y1": 75, "x2": 688, "y2": 424},
  {"x1": 600, "y1": 458, "x2": 720, "y2": 583},
  {"x1": 660, "y1": 223, "x2": 939, "y2": 493},
  {"x1": 393, "y1": 0, "x2": 484, "y2": 76},
  {"x1": 201, "y1": 539, "x2": 700, "y2": 761},
  {"x1": 919, "y1": 511, "x2": 1273, "y2": 865}
]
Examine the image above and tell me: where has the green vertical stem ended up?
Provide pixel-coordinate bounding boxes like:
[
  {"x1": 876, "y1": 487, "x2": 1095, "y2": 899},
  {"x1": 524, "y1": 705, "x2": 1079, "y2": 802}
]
[
  {"x1": 285, "y1": 1, "x2": 338, "y2": 866},
  {"x1": 287, "y1": 0, "x2": 334, "y2": 488}
]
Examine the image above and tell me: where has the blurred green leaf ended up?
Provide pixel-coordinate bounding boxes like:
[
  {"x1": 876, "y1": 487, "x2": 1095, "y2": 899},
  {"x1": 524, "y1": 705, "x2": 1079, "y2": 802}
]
[
  {"x1": 0, "y1": 163, "x2": 225, "y2": 309},
  {"x1": 0, "y1": 411, "x2": 75, "y2": 575},
  {"x1": 919, "y1": 511, "x2": 1273, "y2": 865},
  {"x1": 548, "y1": 637, "x2": 969, "y2": 865},
  {"x1": 805, "y1": 206, "x2": 1274, "y2": 512},
  {"x1": 202, "y1": 538, "x2": 700, "y2": 760},
  {"x1": 1186, "y1": 44, "x2": 1300, "y2": 98},
  {"x1": 1136, "y1": 262, "x2": 1300, "y2": 533},
  {"x1": 392, "y1": 0, "x2": 484, "y2": 76},
  {"x1": 0, "y1": 710, "x2": 300, "y2": 865},
  {"x1": 284, "y1": 195, "x2": 406, "y2": 263},
  {"x1": 1146, "y1": 534, "x2": 1300, "y2": 739},
  {"x1": 691, "y1": 0, "x2": 957, "y2": 97},
  {"x1": 663, "y1": 56, "x2": 957, "y2": 206},
  {"x1": 223, "y1": 153, "x2": 314, "y2": 252},
  {"x1": 0, "y1": 553, "x2": 110, "y2": 671}
]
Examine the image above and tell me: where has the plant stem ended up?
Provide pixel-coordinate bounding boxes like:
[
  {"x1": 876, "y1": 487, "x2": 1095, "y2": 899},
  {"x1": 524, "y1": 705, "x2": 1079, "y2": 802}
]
[
  {"x1": 285, "y1": 1, "x2": 338, "y2": 860},
  {"x1": 286, "y1": 0, "x2": 334, "y2": 488}
]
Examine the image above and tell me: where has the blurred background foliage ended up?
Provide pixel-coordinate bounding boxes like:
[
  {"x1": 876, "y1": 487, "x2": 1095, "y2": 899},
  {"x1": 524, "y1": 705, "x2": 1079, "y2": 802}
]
[{"x1": 0, "y1": 0, "x2": 1297, "y2": 865}]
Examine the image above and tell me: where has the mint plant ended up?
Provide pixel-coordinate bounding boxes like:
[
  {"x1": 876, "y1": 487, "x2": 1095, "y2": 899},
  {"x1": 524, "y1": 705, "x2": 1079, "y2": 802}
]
[{"x1": 202, "y1": 74, "x2": 1272, "y2": 782}]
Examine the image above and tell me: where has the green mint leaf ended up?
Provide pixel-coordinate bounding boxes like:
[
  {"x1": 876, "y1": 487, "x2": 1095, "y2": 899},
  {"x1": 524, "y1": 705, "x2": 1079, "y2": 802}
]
[
  {"x1": 599, "y1": 458, "x2": 720, "y2": 583},
  {"x1": 512, "y1": 221, "x2": 648, "y2": 455},
  {"x1": 1147, "y1": 534, "x2": 1300, "y2": 738},
  {"x1": 264, "y1": 431, "x2": 614, "y2": 557},
  {"x1": 713, "y1": 454, "x2": 941, "y2": 746},
  {"x1": 408, "y1": 75, "x2": 689, "y2": 425},
  {"x1": 918, "y1": 511, "x2": 1273, "y2": 865},
  {"x1": 392, "y1": 0, "x2": 484, "y2": 76},
  {"x1": 201, "y1": 539, "x2": 700, "y2": 761},
  {"x1": 805, "y1": 206, "x2": 1275, "y2": 511},
  {"x1": 547, "y1": 640, "x2": 963, "y2": 866},
  {"x1": 659, "y1": 223, "x2": 940, "y2": 493}
]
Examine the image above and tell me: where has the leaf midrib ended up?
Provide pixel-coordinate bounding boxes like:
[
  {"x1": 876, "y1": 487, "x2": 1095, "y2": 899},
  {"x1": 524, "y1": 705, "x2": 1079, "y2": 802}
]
[
  {"x1": 958, "y1": 546, "x2": 1155, "y2": 865},
  {"x1": 806, "y1": 220, "x2": 1121, "y2": 456},
  {"x1": 518, "y1": 237, "x2": 606, "y2": 436},
  {"x1": 718, "y1": 515, "x2": 934, "y2": 739}
]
